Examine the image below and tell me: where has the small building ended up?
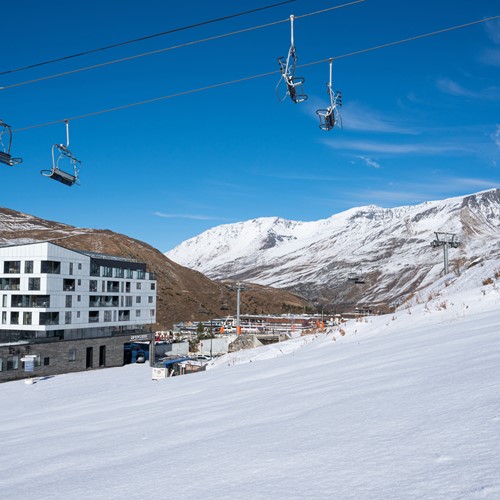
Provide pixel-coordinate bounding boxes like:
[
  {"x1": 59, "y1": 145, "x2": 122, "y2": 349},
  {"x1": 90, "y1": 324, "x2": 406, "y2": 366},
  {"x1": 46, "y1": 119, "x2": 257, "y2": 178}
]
[{"x1": 0, "y1": 242, "x2": 156, "y2": 382}]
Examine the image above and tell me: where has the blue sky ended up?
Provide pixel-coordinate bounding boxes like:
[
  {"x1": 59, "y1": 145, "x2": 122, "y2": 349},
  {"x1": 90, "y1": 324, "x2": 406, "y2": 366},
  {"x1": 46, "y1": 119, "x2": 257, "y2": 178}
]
[{"x1": 1, "y1": 0, "x2": 499, "y2": 252}]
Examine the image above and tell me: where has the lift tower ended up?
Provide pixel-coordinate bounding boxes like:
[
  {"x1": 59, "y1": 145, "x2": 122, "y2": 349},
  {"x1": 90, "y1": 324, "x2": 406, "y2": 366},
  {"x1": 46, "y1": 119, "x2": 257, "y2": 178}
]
[{"x1": 431, "y1": 232, "x2": 460, "y2": 275}]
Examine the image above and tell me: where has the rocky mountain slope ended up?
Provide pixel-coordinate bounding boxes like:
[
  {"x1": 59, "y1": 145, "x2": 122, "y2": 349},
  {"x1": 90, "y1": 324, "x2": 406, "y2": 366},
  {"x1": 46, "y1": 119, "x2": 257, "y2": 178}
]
[
  {"x1": 0, "y1": 208, "x2": 312, "y2": 328},
  {"x1": 166, "y1": 189, "x2": 500, "y2": 312}
]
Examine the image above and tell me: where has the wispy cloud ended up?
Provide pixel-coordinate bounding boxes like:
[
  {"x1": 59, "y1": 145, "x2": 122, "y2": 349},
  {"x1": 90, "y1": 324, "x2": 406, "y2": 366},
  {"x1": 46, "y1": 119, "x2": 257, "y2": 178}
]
[
  {"x1": 484, "y1": 18, "x2": 500, "y2": 44},
  {"x1": 436, "y1": 78, "x2": 500, "y2": 100},
  {"x1": 491, "y1": 125, "x2": 500, "y2": 148},
  {"x1": 154, "y1": 212, "x2": 224, "y2": 221},
  {"x1": 357, "y1": 156, "x2": 381, "y2": 169},
  {"x1": 342, "y1": 102, "x2": 419, "y2": 134},
  {"x1": 323, "y1": 139, "x2": 470, "y2": 155}
]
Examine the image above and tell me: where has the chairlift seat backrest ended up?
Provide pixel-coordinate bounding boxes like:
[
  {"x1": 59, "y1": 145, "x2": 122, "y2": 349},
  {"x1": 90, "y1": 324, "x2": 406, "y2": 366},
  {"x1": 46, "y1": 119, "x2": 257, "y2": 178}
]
[
  {"x1": 286, "y1": 76, "x2": 307, "y2": 103},
  {"x1": 0, "y1": 151, "x2": 17, "y2": 166},
  {"x1": 48, "y1": 167, "x2": 78, "y2": 187},
  {"x1": 316, "y1": 108, "x2": 336, "y2": 131}
]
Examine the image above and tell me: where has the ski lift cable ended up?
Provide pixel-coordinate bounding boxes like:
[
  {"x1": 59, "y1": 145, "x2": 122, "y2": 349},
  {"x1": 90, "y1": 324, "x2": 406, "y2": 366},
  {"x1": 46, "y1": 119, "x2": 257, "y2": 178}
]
[
  {"x1": 12, "y1": 14, "x2": 498, "y2": 133},
  {"x1": 1, "y1": 1, "x2": 365, "y2": 91},
  {"x1": 0, "y1": 0, "x2": 298, "y2": 77}
]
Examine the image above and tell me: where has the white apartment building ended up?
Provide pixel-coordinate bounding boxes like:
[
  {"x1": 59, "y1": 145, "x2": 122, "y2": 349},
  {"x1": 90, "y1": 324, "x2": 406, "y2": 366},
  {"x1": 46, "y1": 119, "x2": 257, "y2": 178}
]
[{"x1": 0, "y1": 242, "x2": 157, "y2": 382}]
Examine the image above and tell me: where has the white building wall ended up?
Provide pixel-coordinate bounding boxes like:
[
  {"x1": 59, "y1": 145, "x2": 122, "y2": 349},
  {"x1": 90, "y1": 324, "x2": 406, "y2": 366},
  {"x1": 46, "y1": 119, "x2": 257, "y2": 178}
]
[{"x1": 0, "y1": 242, "x2": 156, "y2": 334}]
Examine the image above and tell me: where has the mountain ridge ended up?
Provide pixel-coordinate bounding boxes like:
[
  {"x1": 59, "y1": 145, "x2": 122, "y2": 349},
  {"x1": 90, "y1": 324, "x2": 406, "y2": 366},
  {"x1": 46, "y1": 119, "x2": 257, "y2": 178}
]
[{"x1": 166, "y1": 189, "x2": 500, "y2": 310}]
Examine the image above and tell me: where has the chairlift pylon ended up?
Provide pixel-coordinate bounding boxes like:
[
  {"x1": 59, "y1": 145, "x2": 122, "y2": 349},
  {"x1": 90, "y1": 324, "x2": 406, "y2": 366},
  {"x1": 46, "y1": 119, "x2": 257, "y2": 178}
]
[
  {"x1": 40, "y1": 120, "x2": 81, "y2": 186},
  {"x1": 316, "y1": 59, "x2": 342, "y2": 131},
  {"x1": 276, "y1": 15, "x2": 308, "y2": 104},
  {"x1": 0, "y1": 119, "x2": 23, "y2": 166}
]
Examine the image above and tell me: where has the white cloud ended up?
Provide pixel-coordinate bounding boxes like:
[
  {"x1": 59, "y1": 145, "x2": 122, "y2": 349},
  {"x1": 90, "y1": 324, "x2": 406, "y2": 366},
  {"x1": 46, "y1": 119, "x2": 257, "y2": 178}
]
[
  {"x1": 323, "y1": 139, "x2": 469, "y2": 155},
  {"x1": 342, "y1": 102, "x2": 419, "y2": 134},
  {"x1": 436, "y1": 78, "x2": 500, "y2": 100},
  {"x1": 358, "y1": 156, "x2": 381, "y2": 169},
  {"x1": 154, "y1": 212, "x2": 221, "y2": 221},
  {"x1": 491, "y1": 125, "x2": 500, "y2": 148},
  {"x1": 484, "y1": 18, "x2": 500, "y2": 44}
]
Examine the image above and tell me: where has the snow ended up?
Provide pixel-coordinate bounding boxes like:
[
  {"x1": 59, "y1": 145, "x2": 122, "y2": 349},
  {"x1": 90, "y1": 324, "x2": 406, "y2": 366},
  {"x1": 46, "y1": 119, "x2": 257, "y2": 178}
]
[{"x1": 1, "y1": 261, "x2": 500, "y2": 499}]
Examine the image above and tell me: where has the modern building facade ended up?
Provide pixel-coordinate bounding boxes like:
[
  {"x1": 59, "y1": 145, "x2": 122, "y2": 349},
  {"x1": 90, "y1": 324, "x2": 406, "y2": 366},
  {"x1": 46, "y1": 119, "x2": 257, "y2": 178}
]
[{"x1": 0, "y1": 242, "x2": 156, "y2": 382}]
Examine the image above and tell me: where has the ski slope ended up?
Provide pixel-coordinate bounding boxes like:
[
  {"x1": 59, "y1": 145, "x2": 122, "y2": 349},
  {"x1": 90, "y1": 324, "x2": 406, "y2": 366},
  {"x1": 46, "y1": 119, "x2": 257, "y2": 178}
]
[{"x1": 1, "y1": 261, "x2": 500, "y2": 499}]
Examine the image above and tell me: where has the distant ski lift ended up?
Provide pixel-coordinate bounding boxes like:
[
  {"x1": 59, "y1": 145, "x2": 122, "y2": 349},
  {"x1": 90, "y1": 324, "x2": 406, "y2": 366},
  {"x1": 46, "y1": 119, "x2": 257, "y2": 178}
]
[
  {"x1": 41, "y1": 120, "x2": 81, "y2": 186},
  {"x1": 0, "y1": 119, "x2": 23, "y2": 166},
  {"x1": 276, "y1": 15, "x2": 308, "y2": 104},
  {"x1": 347, "y1": 272, "x2": 365, "y2": 284},
  {"x1": 316, "y1": 59, "x2": 342, "y2": 131}
]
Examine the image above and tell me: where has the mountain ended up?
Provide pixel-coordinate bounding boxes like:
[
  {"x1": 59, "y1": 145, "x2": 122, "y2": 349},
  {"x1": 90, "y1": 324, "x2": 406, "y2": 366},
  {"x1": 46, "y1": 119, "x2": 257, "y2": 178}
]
[
  {"x1": 0, "y1": 208, "x2": 312, "y2": 328},
  {"x1": 166, "y1": 189, "x2": 500, "y2": 312}
]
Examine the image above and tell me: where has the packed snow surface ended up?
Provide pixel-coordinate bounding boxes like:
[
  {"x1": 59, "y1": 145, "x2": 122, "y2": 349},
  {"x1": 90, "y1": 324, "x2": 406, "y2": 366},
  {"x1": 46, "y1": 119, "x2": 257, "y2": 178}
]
[{"x1": 1, "y1": 261, "x2": 500, "y2": 499}]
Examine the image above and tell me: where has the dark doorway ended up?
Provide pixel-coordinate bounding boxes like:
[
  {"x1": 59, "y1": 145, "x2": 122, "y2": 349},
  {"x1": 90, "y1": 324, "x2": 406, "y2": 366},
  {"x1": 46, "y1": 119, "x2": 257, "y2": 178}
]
[
  {"x1": 86, "y1": 347, "x2": 93, "y2": 369},
  {"x1": 99, "y1": 345, "x2": 106, "y2": 367}
]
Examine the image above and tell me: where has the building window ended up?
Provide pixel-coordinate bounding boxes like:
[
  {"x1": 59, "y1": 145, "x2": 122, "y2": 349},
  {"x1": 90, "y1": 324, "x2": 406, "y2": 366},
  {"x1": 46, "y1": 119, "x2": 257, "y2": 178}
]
[
  {"x1": 69, "y1": 262, "x2": 74, "y2": 275},
  {"x1": 2, "y1": 294, "x2": 7, "y2": 307},
  {"x1": 89, "y1": 280, "x2": 97, "y2": 292},
  {"x1": 65, "y1": 311, "x2": 72, "y2": 324},
  {"x1": 151, "y1": 283, "x2": 156, "y2": 290},
  {"x1": 11, "y1": 295, "x2": 49, "y2": 308},
  {"x1": 4, "y1": 261, "x2": 20, "y2": 273},
  {"x1": 24, "y1": 261, "x2": 34, "y2": 273},
  {"x1": 41, "y1": 260, "x2": 61, "y2": 274},
  {"x1": 28, "y1": 277, "x2": 40, "y2": 291},
  {"x1": 23, "y1": 312, "x2": 32, "y2": 325},
  {"x1": 102, "y1": 266, "x2": 113, "y2": 278},
  {"x1": 63, "y1": 278, "x2": 75, "y2": 291},
  {"x1": 136, "y1": 283, "x2": 141, "y2": 290},
  {"x1": 0, "y1": 357, "x2": 4, "y2": 371},
  {"x1": 118, "y1": 310, "x2": 130, "y2": 321},
  {"x1": 43, "y1": 357, "x2": 50, "y2": 366},
  {"x1": 68, "y1": 348, "x2": 77, "y2": 361},
  {"x1": 148, "y1": 296, "x2": 154, "y2": 304},
  {"x1": 125, "y1": 296, "x2": 132, "y2": 307},
  {"x1": 10, "y1": 311, "x2": 19, "y2": 325},
  {"x1": 66, "y1": 295, "x2": 72, "y2": 308},
  {"x1": 77, "y1": 311, "x2": 81, "y2": 318},
  {"x1": 104, "y1": 311, "x2": 112, "y2": 322},
  {"x1": 136, "y1": 310, "x2": 141, "y2": 317},
  {"x1": 150, "y1": 309, "x2": 155, "y2": 318},
  {"x1": 78, "y1": 263, "x2": 82, "y2": 270},
  {"x1": 7, "y1": 356, "x2": 19, "y2": 370},
  {"x1": 89, "y1": 311, "x2": 99, "y2": 323},
  {"x1": 0, "y1": 277, "x2": 20, "y2": 290},
  {"x1": 90, "y1": 262, "x2": 100, "y2": 276},
  {"x1": 136, "y1": 296, "x2": 141, "y2": 304},
  {"x1": 106, "y1": 281, "x2": 119, "y2": 293},
  {"x1": 39, "y1": 312, "x2": 59, "y2": 325},
  {"x1": 78, "y1": 279, "x2": 81, "y2": 286},
  {"x1": 125, "y1": 282, "x2": 131, "y2": 293},
  {"x1": 77, "y1": 295, "x2": 81, "y2": 302},
  {"x1": 1, "y1": 311, "x2": 6, "y2": 324},
  {"x1": 114, "y1": 268, "x2": 124, "y2": 278},
  {"x1": 125, "y1": 269, "x2": 133, "y2": 279}
]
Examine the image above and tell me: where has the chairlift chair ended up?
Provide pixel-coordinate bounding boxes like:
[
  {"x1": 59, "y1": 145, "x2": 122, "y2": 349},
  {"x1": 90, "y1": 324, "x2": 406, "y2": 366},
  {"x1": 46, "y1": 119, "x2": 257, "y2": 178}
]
[
  {"x1": 316, "y1": 59, "x2": 343, "y2": 131},
  {"x1": 276, "y1": 15, "x2": 308, "y2": 104},
  {"x1": 40, "y1": 120, "x2": 81, "y2": 186},
  {"x1": 0, "y1": 120, "x2": 23, "y2": 166}
]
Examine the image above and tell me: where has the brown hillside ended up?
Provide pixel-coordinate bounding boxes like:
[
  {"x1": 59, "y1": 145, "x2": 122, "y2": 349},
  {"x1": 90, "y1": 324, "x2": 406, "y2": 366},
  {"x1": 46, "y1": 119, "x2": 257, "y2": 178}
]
[{"x1": 0, "y1": 208, "x2": 312, "y2": 328}]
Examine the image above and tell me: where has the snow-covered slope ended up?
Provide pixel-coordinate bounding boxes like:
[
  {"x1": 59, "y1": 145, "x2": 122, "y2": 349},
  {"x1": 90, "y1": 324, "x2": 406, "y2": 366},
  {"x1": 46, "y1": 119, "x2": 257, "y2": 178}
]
[
  {"x1": 1, "y1": 260, "x2": 500, "y2": 499},
  {"x1": 166, "y1": 189, "x2": 500, "y2": 307}
]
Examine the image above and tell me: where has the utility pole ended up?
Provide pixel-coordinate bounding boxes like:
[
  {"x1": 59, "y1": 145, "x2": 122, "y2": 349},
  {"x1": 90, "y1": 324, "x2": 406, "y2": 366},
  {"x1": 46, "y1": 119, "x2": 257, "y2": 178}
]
[{"x1": 431, "y1": 232, "x2": 460, "y2": 275}]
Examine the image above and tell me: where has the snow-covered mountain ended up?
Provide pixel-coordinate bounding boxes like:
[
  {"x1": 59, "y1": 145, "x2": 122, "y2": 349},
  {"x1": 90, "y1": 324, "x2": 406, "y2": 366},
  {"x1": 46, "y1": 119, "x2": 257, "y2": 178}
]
[{"x1": 166, "y1": 189, "x2": 500, "y2": 309}]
